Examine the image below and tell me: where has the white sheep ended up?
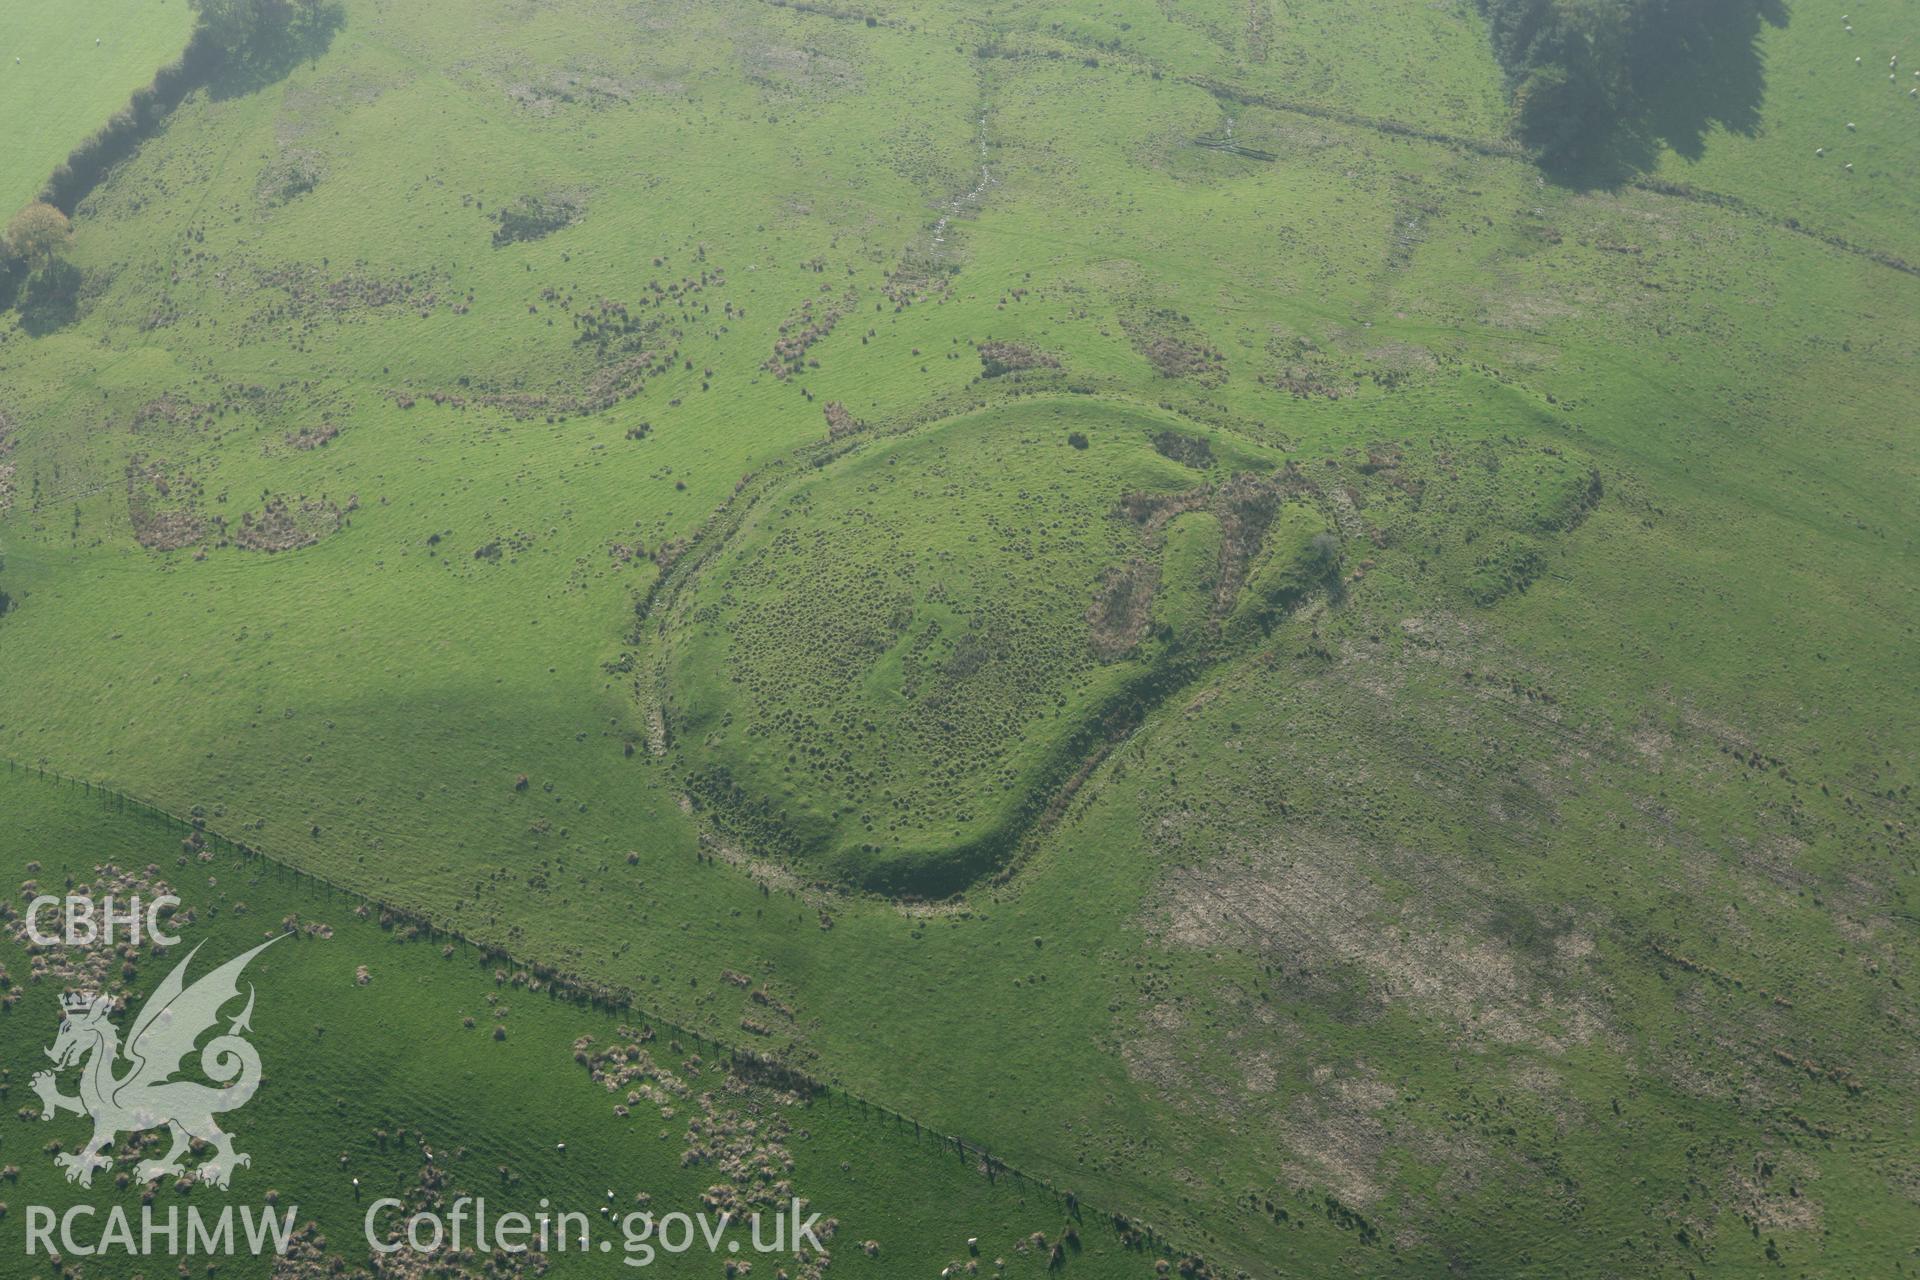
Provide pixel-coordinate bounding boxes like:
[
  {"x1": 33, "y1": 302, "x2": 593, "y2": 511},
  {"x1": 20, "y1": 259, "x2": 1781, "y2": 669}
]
[
  {"x1": 1847, "y1": 121, "x2": 1857, "y2": 130},
  {"x1": 1845, "y1": 162, "x2": 1854, "y2": 171},
  {"x1": 1816, "y1": 147, "x2": 1826, "y2": 156}
]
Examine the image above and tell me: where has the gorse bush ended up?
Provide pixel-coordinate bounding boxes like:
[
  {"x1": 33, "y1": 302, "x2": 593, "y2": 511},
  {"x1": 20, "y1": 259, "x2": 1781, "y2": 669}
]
[{"x1": 491, "y1": 194, "x2": 584, "y2": 247}]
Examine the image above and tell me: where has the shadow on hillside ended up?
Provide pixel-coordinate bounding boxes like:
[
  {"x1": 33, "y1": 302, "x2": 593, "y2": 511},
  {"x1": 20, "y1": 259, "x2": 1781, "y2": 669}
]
[
  {"x1": 1551, "y1": 0, "x2": 1788, "y2": 189},
  {"x1": 17, "y1": 262, "x2": 83, "y2": 336},
  {"x1": 207, "y1": 1, "x2": 347, "y2": 100},
  {"x1": 0, "y1": 260, "x2": 22, "y2": 314}
]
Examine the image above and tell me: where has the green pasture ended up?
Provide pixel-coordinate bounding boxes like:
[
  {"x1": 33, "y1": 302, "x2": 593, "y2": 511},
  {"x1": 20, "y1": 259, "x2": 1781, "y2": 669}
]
[
  {"x1": 0, "y1": 768, "x2": 1154, "y2": 1277},
  {"x1": 0, "y1": 0, "x2": 1913, "y2": 1275}
]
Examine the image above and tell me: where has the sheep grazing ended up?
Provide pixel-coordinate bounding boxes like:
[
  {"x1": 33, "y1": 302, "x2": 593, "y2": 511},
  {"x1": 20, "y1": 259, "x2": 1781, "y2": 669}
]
[
  {"x1": 1845, "y1": 162, "x2": 1855, "y2": 171},
  {"x1": 1847, "y1": 121, "x2": 1858, "y2": 130},
  {"x1": 1816, "y1": 147, "x2": 1826, "y2": 156}
]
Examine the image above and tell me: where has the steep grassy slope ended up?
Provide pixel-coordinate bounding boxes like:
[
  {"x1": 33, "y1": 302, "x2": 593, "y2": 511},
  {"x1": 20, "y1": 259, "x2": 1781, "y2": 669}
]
[
  {"x1": 0, "y1": 0, "x2": 194, "y2": 215},
  {"x1": 0, "y1": 0, "x2": 1915, "y2": 1275}
]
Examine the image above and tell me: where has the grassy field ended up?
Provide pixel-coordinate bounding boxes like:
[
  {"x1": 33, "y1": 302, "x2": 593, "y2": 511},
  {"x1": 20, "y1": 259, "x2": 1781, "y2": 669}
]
[
  {"x1": 0, "y1": 0, "x2": 1915, "y2": 1275},
  {"x1": 1643, "y1": 3, "x2": 1920, "y2": 266},
  {"x1": 0, "y1": 0, "x2": 193, "y2": 216},
  {"x1": 0, "y1": 767, "x2": 1158, "y2": 1277}
]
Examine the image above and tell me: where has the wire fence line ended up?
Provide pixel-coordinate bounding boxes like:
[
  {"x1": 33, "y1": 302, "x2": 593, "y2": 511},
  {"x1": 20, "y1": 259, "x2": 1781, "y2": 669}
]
[{"x1": 1, "y1": 756, "x2": 1194, "y2": 1262}]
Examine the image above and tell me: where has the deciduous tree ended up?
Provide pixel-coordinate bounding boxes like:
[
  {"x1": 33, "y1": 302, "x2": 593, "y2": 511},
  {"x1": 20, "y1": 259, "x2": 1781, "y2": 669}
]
[{"x1": 4, "y1": 203, "x2": 71, "y2": 270}]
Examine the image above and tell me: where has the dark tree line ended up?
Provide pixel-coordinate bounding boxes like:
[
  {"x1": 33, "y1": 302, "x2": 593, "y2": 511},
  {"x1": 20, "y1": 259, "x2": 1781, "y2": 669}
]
[
  {"x1": 1477, "y1": 0, "x2": 1776, "y2": 172},
  {"x1": 40, "y1": 0, "x2": 342, "y2": 215}
]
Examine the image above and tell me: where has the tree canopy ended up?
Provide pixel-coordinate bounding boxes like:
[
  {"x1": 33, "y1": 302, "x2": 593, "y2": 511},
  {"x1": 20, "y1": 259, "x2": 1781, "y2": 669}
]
[
  {"x1": 4, "y1": 203, "x2": 72, "y2": 270},
  {"x1": 1477, "y1": 0, "x2": 1767, "y2": 170},
  {"x1": 188, "y1": 0, "x2": 328, "y2": 56}
]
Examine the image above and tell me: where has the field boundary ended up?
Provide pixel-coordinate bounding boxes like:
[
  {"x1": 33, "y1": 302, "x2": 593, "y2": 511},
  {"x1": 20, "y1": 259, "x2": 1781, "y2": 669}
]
[
  {"x1": 1183, "y1": 75, "x2": 1920, "y2": 281},
  {"x1": 1625, "y1": 177, "x2": 1920, "y2": 279},
  {"x1": 1183, "y1": 74, "x2": 1528, "y2": 161},
  {"x1": 38, "y1": 23, "x2": 223, "y2": 215},
  {"x1": 0, "y1": 756, "x2": 1205, "y2": 1269}
]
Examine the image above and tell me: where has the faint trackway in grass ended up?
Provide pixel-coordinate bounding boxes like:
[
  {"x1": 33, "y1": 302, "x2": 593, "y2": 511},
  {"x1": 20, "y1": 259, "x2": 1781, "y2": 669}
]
[
  {"x1": 1184, "y1": 74, "x2": 1528, "y2": 160},
  {"x1": 0, "y1": 757, "x2": 1200, "y2": 1264}
]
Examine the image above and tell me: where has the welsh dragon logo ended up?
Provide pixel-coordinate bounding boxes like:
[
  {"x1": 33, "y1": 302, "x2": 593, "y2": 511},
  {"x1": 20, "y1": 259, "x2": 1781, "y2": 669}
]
[{"x1": 31, "y1": 936, "x2": 282, "y2": 1189}]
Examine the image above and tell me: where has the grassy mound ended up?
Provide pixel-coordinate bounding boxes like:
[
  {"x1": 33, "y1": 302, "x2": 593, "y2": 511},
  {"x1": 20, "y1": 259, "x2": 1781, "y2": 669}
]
[
  {"x1": 662, "y1": 399, "x2": 1273, "y2": 895},
  {"x1": 660, "y1": 404, "x2": 1606, "y2": 895}
]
